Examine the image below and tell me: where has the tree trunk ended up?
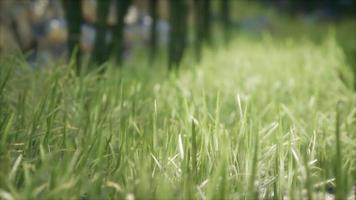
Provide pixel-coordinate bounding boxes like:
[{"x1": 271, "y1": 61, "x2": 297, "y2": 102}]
[
  {"x1": 194, "y1": 0, "x2": 211, "y2": 62},
  {"x1": 202, "y1": 0, "x2": 211, "y2": 45},
  {"x1": 168, "y1": 0, "x2": 188, "y2": 70},
  {"x1": 91, "y1": 0, "x2": 111, "y2": 67},
  {"x1": 112, "y1": 0, "x2": 131, "y2": 66},
  {"x1": 194, "y1": 0, "x2": 203, "y2": 62},
  {"x1": 221, "y1": 0, "x2": 230, "y2": 45},
  {"x1": 149, "y1": 0, "x2": 158, "y2": 63},
  {"x1": 63, "y1": 0, "x2": 82, "y2": 74}
]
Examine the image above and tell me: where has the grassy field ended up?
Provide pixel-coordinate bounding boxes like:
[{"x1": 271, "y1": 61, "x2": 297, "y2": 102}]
[{"x1": 1, "y1": 26, "x2": 356, "y2": 199}]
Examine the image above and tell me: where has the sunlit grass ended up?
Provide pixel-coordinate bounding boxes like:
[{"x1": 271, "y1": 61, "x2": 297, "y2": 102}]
[{"x1": 0, "y1": 32, "x2": 355, "y2": 199}]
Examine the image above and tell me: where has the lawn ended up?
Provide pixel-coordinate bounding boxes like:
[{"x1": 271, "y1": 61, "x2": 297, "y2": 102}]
[{"x1": 0, "y1": 24, "x2": 355, "y2": 199}]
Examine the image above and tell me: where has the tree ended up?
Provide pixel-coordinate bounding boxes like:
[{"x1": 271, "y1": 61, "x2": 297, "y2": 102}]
[
  {"x1": 91, "y1": 0, "x2": 111, "y2": 67},
  {"x1": 220, "y1": 0, "x2": 230, "y2": 45},
  {"x1": 168, "y1": 0, "x2": 188, "y2": 69},
  {"x1": 193, "y1": 0, "x2": 203, "y2": 62},
  {"x1": 63, "y1": 0, "x2": 82, "y2": 73},
  {"x1": 193, "y1": 0, "x2": 211, "y2": 63},
  {"x1": 111, "y1": 0, "x2": 131, "y2": 66},
  {"x1": 149, "y1": 0, "x2": 158, "y2": 63},
  {"x1": 202, "y1": 0, "x2": 212, "y2": 45}
]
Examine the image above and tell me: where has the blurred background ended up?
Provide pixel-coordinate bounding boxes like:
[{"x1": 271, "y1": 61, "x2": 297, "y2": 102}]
[{"x1": 0, "y1": 0, "x2": 355, "y2": 71}]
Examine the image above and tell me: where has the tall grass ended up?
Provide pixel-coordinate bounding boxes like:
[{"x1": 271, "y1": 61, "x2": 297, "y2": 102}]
[{"x1": 0, "y1": 33, "x2": 355, "y2": 199}]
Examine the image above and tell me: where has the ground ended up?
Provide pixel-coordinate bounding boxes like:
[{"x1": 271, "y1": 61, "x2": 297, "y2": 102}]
[{"x1": 0, "y1": 30, "x2": 355, "y2": 199}]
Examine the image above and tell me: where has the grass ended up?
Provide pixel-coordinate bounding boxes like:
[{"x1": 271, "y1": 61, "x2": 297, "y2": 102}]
[{"x1": 0, "y1": 28, "x2": 355, "y2": 199}]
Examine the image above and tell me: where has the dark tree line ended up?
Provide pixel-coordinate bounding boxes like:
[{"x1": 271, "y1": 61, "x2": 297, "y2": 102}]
[
  {"x1": 259, "y1": 0, "x2": 356, "y2": 16},
  {"x1": 63, "y1": 0, "x2": 132, "y2": 73},
  {"x1": 169, "y1": 0, "x2": 230, "y2": 67},
  {"x1": 63, "y1": 0, "x2": 231, "y2": 73}
]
